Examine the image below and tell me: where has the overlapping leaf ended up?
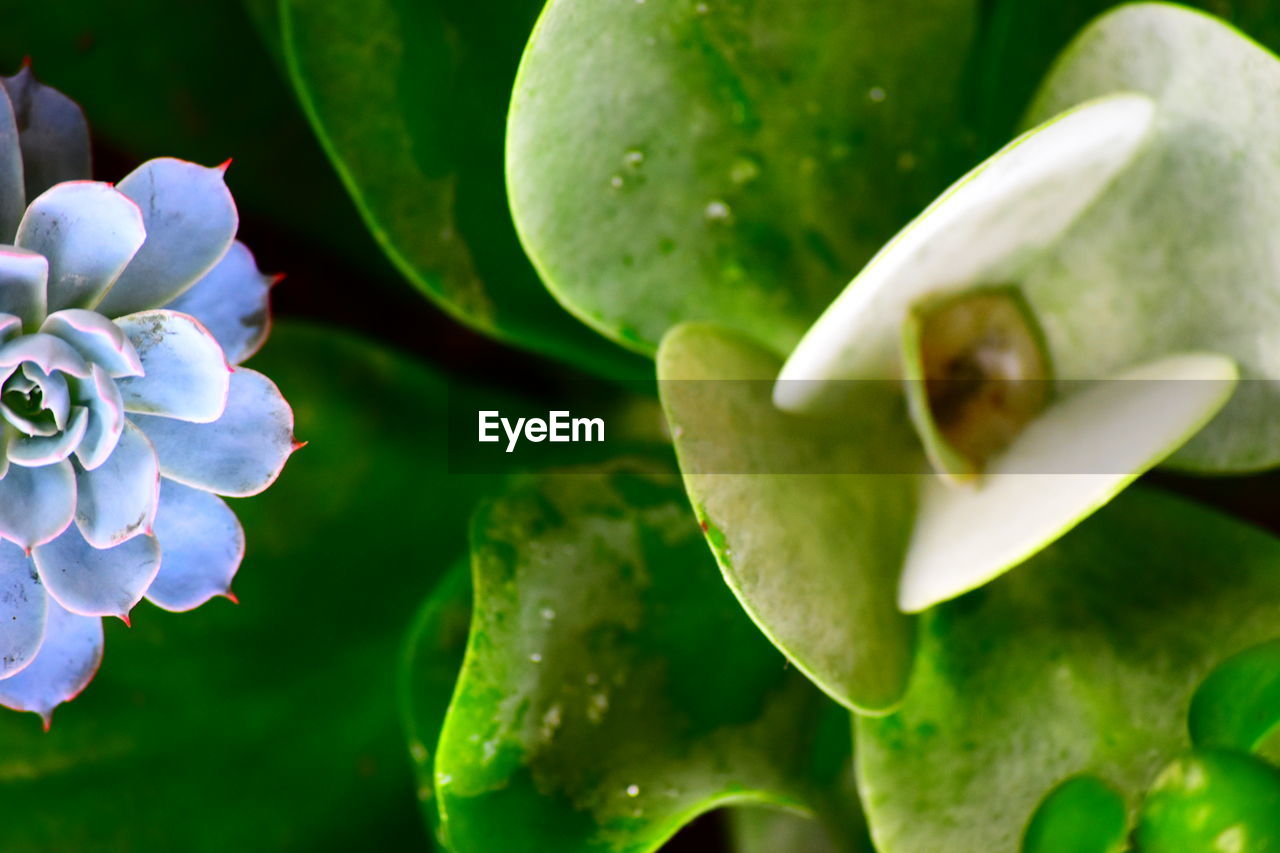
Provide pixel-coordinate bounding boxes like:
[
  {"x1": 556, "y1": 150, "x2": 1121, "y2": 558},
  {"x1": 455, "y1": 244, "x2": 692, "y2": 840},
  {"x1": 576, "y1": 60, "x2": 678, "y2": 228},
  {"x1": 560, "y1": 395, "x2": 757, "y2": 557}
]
[
  {"x1": 657, "y1": 323, "x2": 916, "y2": 712},
  {"x1": 1022, "y1": 3, "x2": 1280, "y2": 471},
  {"x1": 278, "y1": 0, "x2": 643, "y2": 376},
  {"x1": 508, "y1": 0, "x2": 979, "y2": 356},
  {"x1": 857, "y1": 488, "x2": 1280, "y2": 852},
  {"x1": 420, "y1": 460, "x2": 865, "y2": 852}
]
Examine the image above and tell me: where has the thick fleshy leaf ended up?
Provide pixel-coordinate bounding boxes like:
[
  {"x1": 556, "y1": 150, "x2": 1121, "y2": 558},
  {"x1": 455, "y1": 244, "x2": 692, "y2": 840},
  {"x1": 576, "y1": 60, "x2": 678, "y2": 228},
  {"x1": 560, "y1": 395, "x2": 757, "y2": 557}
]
[
  {"x1": 113, "y1": 309, "x2": 230, "y2": 422},
  {"x1": 163, "y1": 241, "x2": 271, "y2": 365},
  {"x1": 1021, "y1": 776, "x2": 1128, "y2": 853},
  {"x1": 401, "y1": 558, "x2": 475, "y2": 849},
  {"x1": 507, "y1": 0, "x2": 984, "y2": 356},
  {"x1": 1022, "y1": 4, "x2": 1280, "y2": 471},
  {"x1": 657, "y1": 323, "x2": 916, "y2": 712},
  {"x1": 73, "y1": 421, "x2": 158, "y2": 549},
  {"x1": 899, "y1": 352, "x2": 1238, "y2": 612},
  {"x1": 0, "y1": 66, "x2": 91, "y2": 198},
  {"x1": 70, "y1": 364, "x2": 124, "y2": 470},
  {"x1": 0, "y1": 322, "x2": 496, "y2": 848},
  {"x1": 0, "y1": 312, "x2": 22, "y2": 344},
  {"x1": 278, "y1": 0, "x2": 646, "y2": 378},
  {"x1": 0, "y1": 460, "x2": 75, "y2": 549},
  {"x1": 0, "y1": 83, "x2": 24, "y2": 241},
  {"x1": 42, "y1": 309, "x2": 143, "y2": 377},
  {"x1": 773, "y1": 93, "x2": 1154, "y2": 413},
  {"x1": 34, "y1": 522, "x2": 159, "y2": 619},
  {"x1": 857, "y1": 489, "x2": 1280, "y2": 852},
  {"x1": 145, "y1": 479, "x2": 242, "y2": 612},
  {"x1": 131, "y1": 367, "x2": 293, "y2": 497},
  {"x1": 0, "y1": 541, "x2": 46, "y2": 680},
  {"x1": 432, "y1": 461, "x2": 864, "y2": 853},
  {"x1": 1135, "y1": 748, "x2": 1280, "y2": 852},
  {"x1": 95, "y1": 158, "x2": 237, "y2": 317},
  {"x1": 0, "y1": 246, "x2": 46, "y2": 329},
  {"x1": 7, "y1": 405, "x2": 87, "y2": 467},
  {"x1": 729, "y1": 808, "x2": 859, "y2": 853},
  {"x1": 0, "y1": 598, "x2": 100, "y2": 726},
  {"x1": 1188, "y1": 640, "x2": 1280, "y2": 756},
  {"x1": 0, "y1": 332, "x2": 89, "y2": 378},
  {"x1": 15, "y1": 181, "x2": 147, "y2": 314},
  {"x1": 22, "y1": 362, "x2": 70, "y2": 429}
]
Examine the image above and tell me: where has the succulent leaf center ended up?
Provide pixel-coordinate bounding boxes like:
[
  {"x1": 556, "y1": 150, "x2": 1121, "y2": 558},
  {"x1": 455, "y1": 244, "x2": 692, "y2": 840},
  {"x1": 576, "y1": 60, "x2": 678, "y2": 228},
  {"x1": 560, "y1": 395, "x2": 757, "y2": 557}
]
[
  {"x1": 901, "y1": 286, "x2": 1052, "y2": 483},
  {"x1": 1, "y1": 367, "x2": 55, "y2": 435}
]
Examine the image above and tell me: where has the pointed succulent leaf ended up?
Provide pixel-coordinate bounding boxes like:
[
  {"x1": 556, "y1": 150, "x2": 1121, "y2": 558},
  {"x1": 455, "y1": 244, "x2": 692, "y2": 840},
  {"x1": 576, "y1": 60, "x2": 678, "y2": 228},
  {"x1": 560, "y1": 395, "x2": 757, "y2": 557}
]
[
  {"x1": 0, "y1": 84, "x2": 24, "y2": 241},
  {"x1": 145, "y1": 478, "x2": 243, "y2": 612},
  {"x1": 431, "y1": 460, "x2": 863, "y2": 853},
  {"x1": 23, "y1": 363, "x2": 70, "y2": 429},
  {"x1": 70, "y1": 364, "x2": 124, "y2": 471},
  {"x1": 0, "y1": 541, "x2": 46, "y2": 680},
  {"x1": 42, "y1": 309, "x2": 143, "y2": 377},
  {"x1": 7, "y1": 405, "x2": 87, "y2": 467},
  {"x1": 506, "y1": 0, "x2": 986, "y2": 355},
  {"x1": 1135, "y1": 748, "x2": 1280, "y2": 852},
  {"x1": 774, "y1": 93, "x2": 1155, "y2": 412},
  {"x1": 0, "y1": 460, "x2": 75, "y2": 549},
  {"x1": 162, "y1": 240, "x2": 271, "y2": 365},
  {"x1": 278, "y1": 0, "x2": 646, "y2": 378},
  {"x1": 0, "y1": 597, "x2": 101, "y2": 726},
  {"x1": 658, "y1": 323, "x2": 916, "y2": 712},
  {"x1": 899, "y1": 352, "x2": 1237, "y2": 612},
  {"x1": 73, "y1": 421, "x2": 158, "y2": 549},
  {"x1": 33, "y1": 524, "x2": 159, "y2": 619},
  {"x1": 113, "y1": 309, "x2": 229, "y2": 422},
  {"x1": 0, "y1": 312, "x2": 22, "y2": 344},
  {"x1": 0, "y1": 246, "x2": 47, "y2": 330},
  {"x1": 857, "y1": 489, "x2": 1280, "y2": 853},
  {"x1": 0, "y1": 332, "x2": 89, "y2": 378},
  {"x1": 15, "y1": 181, "x2": 146, "y2": 313},
  {"x1": 1, "y1": 66, "x2": 91, "y2": 198},
  {"x1": 130, "y1": 367, "x2": 294, "y2": 497},
  {"x1": 1022, "y1": 4, "x2": 1280, "y2": 471},
  {"x1": 96, "y1": 158, "x2": 237, "y2": 316}
]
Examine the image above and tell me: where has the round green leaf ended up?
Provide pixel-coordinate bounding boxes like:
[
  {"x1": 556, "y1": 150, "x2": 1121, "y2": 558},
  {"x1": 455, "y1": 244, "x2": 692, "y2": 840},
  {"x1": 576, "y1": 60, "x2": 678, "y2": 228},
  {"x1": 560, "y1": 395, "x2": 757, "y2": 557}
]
[
  {"x1": 1136, "y1": 748, "x2": 1280, "y2": 852},
  {"x1": 0, "y1": 322, "x2": 485, "y2": 850},
  {"x1": 1189, "y1": 639, "x2": 1280, "y2": 757},
  {"x1": 1022, "y1": 3, "x2": 1280, "y2": 471},
  {"x1": 858, "y1": 488, "x2": 1280, "y2": 852},
  {"x1": 431, "y1": 459, "x2": 862, "y2": 853},
  {"x1": 657, "y1": 322, "x2": 917, "y2": 713},
  {"x1": 278, "y1": 0, "x2": 643, "y2": 376},
  {"x1": 1021, "y1": 776, "x2": 1127, "y2": 853},
  {"x1": 508, "y1": 0, "x2": 980, "y2": 356}
]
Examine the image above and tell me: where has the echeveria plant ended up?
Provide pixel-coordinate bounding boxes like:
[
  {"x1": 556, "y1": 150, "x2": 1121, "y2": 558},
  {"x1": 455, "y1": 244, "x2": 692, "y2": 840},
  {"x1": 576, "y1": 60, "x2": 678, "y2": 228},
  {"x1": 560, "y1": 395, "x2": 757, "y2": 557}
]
[{"x1": 0, "y1": 68, "x2": 295, "y2": 723}]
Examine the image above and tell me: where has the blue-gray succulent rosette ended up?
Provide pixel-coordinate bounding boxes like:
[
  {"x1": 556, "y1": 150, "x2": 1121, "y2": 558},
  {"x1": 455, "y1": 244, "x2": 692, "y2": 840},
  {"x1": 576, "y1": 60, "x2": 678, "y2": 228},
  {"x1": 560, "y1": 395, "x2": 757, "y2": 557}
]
[{"x1": 0, "y1": 68, "x2": 296, "y2": 724}]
